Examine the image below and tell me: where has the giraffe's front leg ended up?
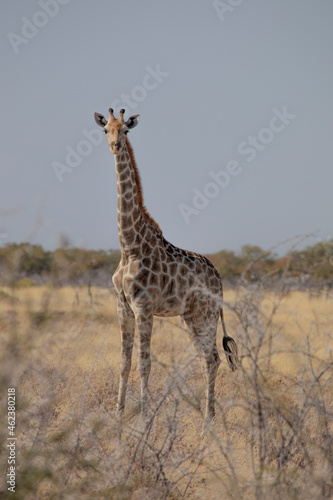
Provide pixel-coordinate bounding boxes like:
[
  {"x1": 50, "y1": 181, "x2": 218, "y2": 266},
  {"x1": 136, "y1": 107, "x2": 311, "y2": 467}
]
[
  {"x1": 116, "y1": 295, "x2": 135, "y2": 416},
  {"x1": 135, "y1": 308, "x2": 153, "y2": 420}
]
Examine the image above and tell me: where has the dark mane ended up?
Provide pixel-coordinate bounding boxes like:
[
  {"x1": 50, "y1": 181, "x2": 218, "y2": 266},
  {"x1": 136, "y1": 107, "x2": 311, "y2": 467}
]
[{"x1": 126, "y1": 137, "x2": 163, "y2": 235}]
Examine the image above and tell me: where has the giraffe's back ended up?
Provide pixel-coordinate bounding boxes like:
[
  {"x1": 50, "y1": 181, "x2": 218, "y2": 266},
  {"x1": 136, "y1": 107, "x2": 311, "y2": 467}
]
[
  {"x1": 118, "y1": 234, "x2": 224, "y2": 318},
  {"x1": 153, "y1": 238, "x2": 223, "y2": 317}
]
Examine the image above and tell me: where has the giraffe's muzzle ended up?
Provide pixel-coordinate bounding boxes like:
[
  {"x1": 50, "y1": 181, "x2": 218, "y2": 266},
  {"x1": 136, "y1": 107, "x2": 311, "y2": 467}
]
[{"x1": 111, "y1": 141, "x2": 121, "y2": 152}]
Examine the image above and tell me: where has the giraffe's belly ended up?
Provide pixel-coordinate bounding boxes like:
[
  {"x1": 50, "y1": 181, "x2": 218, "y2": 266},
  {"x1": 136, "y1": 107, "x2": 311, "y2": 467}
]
[
  {"x1": 153, "y1": 299, "x2": 185, "y2": 317},
  {"x1": 149, "y1": 272, "x2": 191, "y2": 316},
  {"x1": 152, "y1": 287, "x2": 193, "y2": 317},
  {"x1": 152, "y1": 276, "x2": 222, "y2": 319}
]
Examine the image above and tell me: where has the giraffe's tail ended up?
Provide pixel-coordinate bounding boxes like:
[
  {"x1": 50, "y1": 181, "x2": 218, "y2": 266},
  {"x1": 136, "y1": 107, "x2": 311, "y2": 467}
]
[{"x1": 220, "y1": 308, "x2": 239, "y2": 371}]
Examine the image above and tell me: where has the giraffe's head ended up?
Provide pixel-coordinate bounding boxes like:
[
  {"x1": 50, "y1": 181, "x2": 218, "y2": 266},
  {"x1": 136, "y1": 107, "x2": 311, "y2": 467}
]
[{"x1": 94, "y1": 108, "x2": 140, "y2": 155}]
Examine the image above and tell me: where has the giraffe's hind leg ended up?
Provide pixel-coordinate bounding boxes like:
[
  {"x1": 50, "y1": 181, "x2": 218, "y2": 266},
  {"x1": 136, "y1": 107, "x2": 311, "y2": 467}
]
[
  {"x1": 183, "y1": 301, "x2": 221, "y2": 422},
  {"x1": 205, "y1": 342, "x2": 221, "y2": 421}
]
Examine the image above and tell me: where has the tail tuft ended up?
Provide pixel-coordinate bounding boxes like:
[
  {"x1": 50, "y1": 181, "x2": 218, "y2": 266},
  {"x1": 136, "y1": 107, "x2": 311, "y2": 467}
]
[
  {"x1": 223, "y1": 335, "x2": 239, "y2": 371},
  {"x1": 220, "y1": 307, "x2": 239, "y2": 371}
]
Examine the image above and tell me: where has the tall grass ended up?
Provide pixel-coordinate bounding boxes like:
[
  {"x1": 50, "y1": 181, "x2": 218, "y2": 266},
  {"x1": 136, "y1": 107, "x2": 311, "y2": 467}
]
[{"x1": 0, "y1": 275, "x2": 332, "y2": 498}]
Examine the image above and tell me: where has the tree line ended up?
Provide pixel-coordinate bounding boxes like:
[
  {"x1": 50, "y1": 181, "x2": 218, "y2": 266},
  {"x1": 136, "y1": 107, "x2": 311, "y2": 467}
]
[{"x1": 0, "y1": 240, "x2": 332, "y2": 289}]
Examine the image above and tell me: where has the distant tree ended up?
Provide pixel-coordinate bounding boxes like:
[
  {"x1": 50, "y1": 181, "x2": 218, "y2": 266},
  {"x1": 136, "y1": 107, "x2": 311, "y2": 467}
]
[
  {"x1": 19, "y1": 244, "x2": 52, "y2": 274},
  {"x1": 240, "y1": 245, "x2": 276, "y2": 264},
  {"x1": 207, "y1": 249, "x2": 243, "y2": 282},
  {"x1": 291, "y1": 240, "x2": 333, "y2": 283}
]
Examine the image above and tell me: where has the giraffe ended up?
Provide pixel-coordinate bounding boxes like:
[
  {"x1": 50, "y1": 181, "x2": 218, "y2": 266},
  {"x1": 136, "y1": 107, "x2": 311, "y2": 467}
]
[{"x1": 94, "y1": 108, "x2": 239, "y2": 423}]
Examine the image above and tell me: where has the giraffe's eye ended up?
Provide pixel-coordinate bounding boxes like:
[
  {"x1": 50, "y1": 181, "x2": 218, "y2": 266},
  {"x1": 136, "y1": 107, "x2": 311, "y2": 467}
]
[
  {"x1": 104, "y1": 129, "x2": 107, "y2": 134},
  {"x1": 124, "y1": 130, "x2": 128, "y2": 135}
]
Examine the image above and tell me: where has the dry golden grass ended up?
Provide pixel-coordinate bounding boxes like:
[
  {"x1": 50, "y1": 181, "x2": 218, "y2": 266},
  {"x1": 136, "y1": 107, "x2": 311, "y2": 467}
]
[{"x1": 0, "y1": 285, "x2": 332, "y2": 499}]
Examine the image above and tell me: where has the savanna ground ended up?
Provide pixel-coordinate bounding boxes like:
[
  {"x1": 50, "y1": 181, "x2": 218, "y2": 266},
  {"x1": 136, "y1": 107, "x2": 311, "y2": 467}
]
[{"x1": 0, "y1": 283, "x2": 332, "y2": 499}]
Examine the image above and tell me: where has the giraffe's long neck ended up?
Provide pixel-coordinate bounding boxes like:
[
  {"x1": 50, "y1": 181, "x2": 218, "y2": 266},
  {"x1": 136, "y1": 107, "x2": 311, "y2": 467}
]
[
  {"x1": 114, "y1": 138, "x2": 163, "y2": 253},
  {"x1": 114, "y1": 141, "x2": 144, "y2": 251}
]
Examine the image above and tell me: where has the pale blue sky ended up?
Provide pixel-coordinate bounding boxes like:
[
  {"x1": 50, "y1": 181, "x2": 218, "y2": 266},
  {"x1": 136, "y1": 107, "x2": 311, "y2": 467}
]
[{"x1": 1, "y1": 0, "x2": 332, "y2": 254}]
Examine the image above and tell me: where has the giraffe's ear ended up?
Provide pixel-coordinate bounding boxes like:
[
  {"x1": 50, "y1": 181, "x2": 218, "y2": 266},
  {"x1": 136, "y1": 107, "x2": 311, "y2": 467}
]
[
  {"x1": 94, "y1": 112, "x2": 107, "y2": 127},
  {"x1": 125, "y1": 114, "x2": 140, "y2": 129}
]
